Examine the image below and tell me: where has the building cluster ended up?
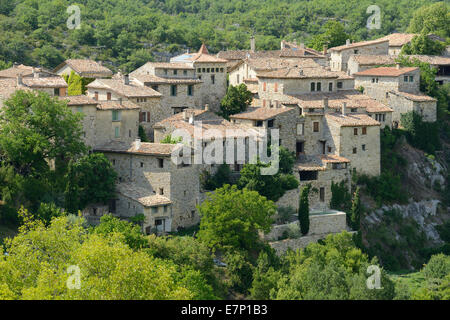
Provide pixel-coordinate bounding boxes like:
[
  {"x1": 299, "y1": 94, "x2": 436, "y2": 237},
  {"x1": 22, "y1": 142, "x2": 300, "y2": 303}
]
[{"x1": 0, "y1": 32, "x2": 446, "y2": 233}]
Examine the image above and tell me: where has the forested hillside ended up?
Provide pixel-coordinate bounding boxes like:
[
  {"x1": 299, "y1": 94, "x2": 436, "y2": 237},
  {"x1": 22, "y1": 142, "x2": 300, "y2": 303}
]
[{"x1": 0, "y1": 0, "x2": 445, "y2": 72}]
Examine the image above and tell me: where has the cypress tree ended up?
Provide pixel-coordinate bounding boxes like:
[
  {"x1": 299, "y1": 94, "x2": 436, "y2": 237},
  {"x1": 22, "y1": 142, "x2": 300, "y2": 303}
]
[
  {"x1": 298, "y1": 185, "x2": 310, "y2": 235},
  {"x1": 350, "y1": 187, "x2": 362, "y2": 230}
]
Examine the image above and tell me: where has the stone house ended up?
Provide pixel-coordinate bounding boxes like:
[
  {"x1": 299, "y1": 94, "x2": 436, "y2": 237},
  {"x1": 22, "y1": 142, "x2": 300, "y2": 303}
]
[
  {"x1": 0, "y1": 63, "x2": 55, "y2": 79},
  {"x1": 329, "y1": 39, "x2": 389, "y2": 72},
  {"x1": 86, "y1": 74, "x2": 162, "y2": 139},
  {"x1": 170, "y1": 44, "x2": 228, "y2": 112},
  {"x1": 129, "y1": 62, "x2": 203, "y2": 115},
  {"x1": 94, "y1": 140, "x2": 200, "y2": 232},
  {"x1": 53, "y1": 59, "x2": 113, "y2": 79},
  {"x1": 347, "y1": 55, "x2": 397, "y2": 75},
  {"x1": 61, "y1": 95, "x2": 141, "y2": 149},
  {"x1": 354, "y1": 66, "x2": 437, "y2": 124}
]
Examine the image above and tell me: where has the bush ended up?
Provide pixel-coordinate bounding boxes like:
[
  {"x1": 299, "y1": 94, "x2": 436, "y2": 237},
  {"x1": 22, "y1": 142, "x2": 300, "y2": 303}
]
[
  {"x1": 224, "y1": 251, "x2": 254, "y2": 294},
  {"x1": 276, "y1": 206, "x2": 296, "y2": 224},
  {"x1": 422, "y1": 254, "x2": 450, "y2": 280},
  {"x1": 199, "y1": 164, "x2": 232, "y2": 191}
]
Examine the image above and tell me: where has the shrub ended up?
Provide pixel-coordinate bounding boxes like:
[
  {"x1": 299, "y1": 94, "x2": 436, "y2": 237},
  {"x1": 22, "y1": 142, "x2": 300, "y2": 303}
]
[
  {"x1": 422, "y1": 254, "x2": 450, "y2": 280},
  {"x1": 276, "y1": 206, "x2": 296, "y2": 224}
]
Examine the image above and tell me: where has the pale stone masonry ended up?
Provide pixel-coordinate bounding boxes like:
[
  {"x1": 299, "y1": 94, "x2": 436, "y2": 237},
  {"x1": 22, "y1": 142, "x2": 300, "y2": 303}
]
[{"x1": 354, "y1": 66, "x2": 437, "y2": 124}]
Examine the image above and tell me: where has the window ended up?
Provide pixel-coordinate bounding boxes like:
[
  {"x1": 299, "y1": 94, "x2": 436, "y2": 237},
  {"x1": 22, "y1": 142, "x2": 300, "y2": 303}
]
[
  {"x1": 337, "y1": 82, "x2": 343, "y2": 89},
  {"x1": 300, "y1": 170, "x2": 318, "y2": 181},
  {"x1": 183, "y1": 70, "x2": 187, "y2": 76},
  {"x1": 77, "y1": 106, "x2": 83, "y2": 113},
  {"x1": 173, "y1": 69, "x2": 178, "y2": 75},
  {"x1": 164, "y1": 69, "x2": 168, "y2": 75},
  {"x1": 164, "y1": 205, "x2": 168, "y2": 213},
  {"x1": 354, "y1": 49, "x2": 359, "y2": 54},
  {"x1": 386, "y1": 92, "x2": 389, "y2": 99},
  {"x1": 236, "y1": 74, "x2": 240, "y2": 83},
  {"x1": 409, "y1": 76, "x2": 414, "y2": 82},
  {"x1": 316, "y1": 82, "x2": 321, "y2": 92},
  {"x1": 107, "y1": 92, "x2": 112, "y2": 100},
  {"x1": 376, "y1": 78, "x2": 379, "y2": 83},
  {"x1": 197, "y1": 68, "x2": 201, "y2": 73},
  {"x1": 310, "y1": 82, "x2": 316, "y2": 92},
  {"x1": 140, "y1": 162, "x2": 144, "y2": 168},
  {"x1": 220, "y1": 68, "x2": 224, "y2": 72},
  {"x1": 94, "y1": 92, "x2": 99, "y2": 100},
  {"x1": 129, "y1": 130, "x2": 131, "y2": 138},
  {"x1": 207, "y1": 68, "x2": 210, "y2": 73},
  {"x1": 404, "y1": 76, "x2": 408, "y2": 82},
  {"x1": 170, "y1": 85, "x2": 177, "y2": 96},
  {"x1": 362, "y1": 127, "x2": 367, "y2": 135},
  {"x1": 362, "y1": 144, "x2": 366, "y2": 151},
  {"x1": 157, "y1": 158, "x2": 164, "y2": 168},
  {"x1": 151, "y1": 85, "x2": 159, "y2": 92},
  {"x1": 114, "y1": 127, "x2": 120, "y2": 138},
  {"x1": 351, "y1": 108, "x2": 357, "y2": 113},
  {"x1": 112, "y1": 110, "x2": 121, "y2": 121},
  {"x1": 54, "y1": 88, "x2": 60, "y2": 96},
  {"x1": 354, "y1": 128, "x2": 358, "y2": 136},
  {"x1": 328, "y1": 146, "x2": 332, "y2": 153},
  {"x1": 187, "y1": 85, "x2": 194, "y2": 96},
  {"x1": 211, "y1": 75, "x2": 215, "y2": 84},
  {"x1": 353, "y1": 147, "x2": 357, "y2": 154},
  {"x1": 255, "y1": 120, "x2": 263, "y2": 127},
  {"x1": 262, "y1": 99, "x2": 266, "y2": 108},
  {"x1": 152, "y1": 208, "x2": 159, "y2": 214},
  {"x1": 263, "y1": 82, "x2": 267, "y2": 91},
  {"x1": 320, "y1": 187, "x2": 325, "y2": 202},
  {"x1": 313, "y1": 122, "x2": 319, "y2": 132},
  {"x1": 274, "y1": 83, "x2": 278, "y2": 92},
  {"x1": 159, "y1": 188, "x2": 164, "y2": 195},
  {"x1": 268, "y1": 119, "x2": 275, "y2": 128},
  {"x1": 112, "y1": 159, "x2": 116, "y2": 165},
  {"x1": 202, "y1": 68, "x2": 206, "y2": 73},
  {"x1": 329, "y1": 83, "x2": 333, "y2": 92}
]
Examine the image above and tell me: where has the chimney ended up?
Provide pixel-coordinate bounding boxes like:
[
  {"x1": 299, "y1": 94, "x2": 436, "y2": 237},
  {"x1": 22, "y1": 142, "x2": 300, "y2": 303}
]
[
  {"x1": 182, "y1": 110, "x2": 189, "y2": 122},
  {"x1": 204, "y1": 104, "x2": 209, "y2": 111},
  {"x1": 323, "y1": 44, "x2": 328, "y2": 55},
  {"x1": 123, "y1": 74, "x2": 130, "y2": 85},
  {"x1": 189, "y1": 113, "x2": 194, "y2": 124},
  {"x1": 17, "y1": 75, "x2": 23, "y2": 86},
  {"x1": 98, "y1": 61, "x2": 103, "y2": 66},
  {"x1": 346, "y1": 39, "x2": 351, "y2": 46},
  {"x1": 135, "y1": 138, "x2": 141, "y2": 150},
  {"x1": 323, "y1": 98, "x2": 329, "y2": 113},
  {"x1": 342, "y1": 102, "x2": 347, "y2": 116},
  {"x1": 281, "y1": 40, "x2": 286, "y2": 50},
  {"x1": 13, "y1": 62, "x2": 18, "y2": 68},
  {"x1": 119, "y1": 98, "x2": 123, "y2": 105},
  {"x1": 396, "y1": 63, "x2": 400, "y2": 70},
  {"x1": 250, "y1": 36, "x2": 256, "y2": 52},
  {"x1": 300, "y1": 42, "x2": 305, "y2": 49}
]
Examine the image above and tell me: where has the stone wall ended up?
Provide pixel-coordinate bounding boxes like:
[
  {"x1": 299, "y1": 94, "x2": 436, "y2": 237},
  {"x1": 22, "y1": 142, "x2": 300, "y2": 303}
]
[
  {"x1": 388, "y1": 92, "x2": 437, "y2": 123},
  {"x1": 330, "y1": 41, "x2": 389, "y2": 72},
  {"x1": 194, "y1": 62, "x2": 227, "y2": 112}
]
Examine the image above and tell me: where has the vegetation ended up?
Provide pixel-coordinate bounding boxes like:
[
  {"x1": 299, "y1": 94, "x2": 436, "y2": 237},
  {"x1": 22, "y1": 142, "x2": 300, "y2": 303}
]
[
  {"x1": 298, "y1": 185, "x2": 310, "y2": 236},
  {"x1": 219, "y1": 84, "x2": 253, "y2": 120},
  {"x1": 401, "y1": 33, "x2": 447, "y2": 56},
  {"x1": 160, "y1": 134, "x2": 183, "y2": 144},
  {"x1": 350, "y1": 187, "x2": 362, "y2": 231},
  {"x1": 200, "y1": 164, "x2": 232, "y2": 191},
  {"x1": 197, "y1": 185, "x2": 276, "y2": 253},
  {"x1": 400, "y1": 111, "x2": 441, "y2": 155},
  {"x1": 138, "y1": 125, "x2": 149, "y2": 142},
  {"x1": 0, "y1": 1, "x2": 445, "y2": 72},
  {"x1": 308, "y1": 20, "x2": 350, "y2": 51},
  {"x1": 238, "y1": 147, "x2": 298, "y2": 202}
]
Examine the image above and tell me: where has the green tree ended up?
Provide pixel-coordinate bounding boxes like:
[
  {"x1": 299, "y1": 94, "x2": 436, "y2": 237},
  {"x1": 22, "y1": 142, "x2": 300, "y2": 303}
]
[
  {"x1": 197, "y1": 185, "x2": 276, "y2": 253},
  {"x1": 64, "y1": 153, "x2": 117, "y2": 214},
  {"x1": 308, "y1": 20, "x2": 350, "y2": 51},
  {"x1": 138, "y1": 125, "x2": 149, "y2": 142},
  {"x1": 220, "y1": 84, "x2": 253, "y2": 120},
  {"x1": 407, "y1": 2, "x2": 450, "y2": 38},
  {"x1": 330, "y1": 180, "x2": 352, "y2": 212},
  {"x1": 0, "y1": 90, "x2": 86, "y2": 176},
  {"x1": 401, "y1": 33, "x2": 446, "y2": 55},
  {"x1": 298, "y1": 185, "x2": 310, "y2": 236},
  {"x1": 350, "y1": 187, "x2": 362, "y2": 231},
  {"x1": 161, "y1": 134, "x2": 182, "y2": 144}
]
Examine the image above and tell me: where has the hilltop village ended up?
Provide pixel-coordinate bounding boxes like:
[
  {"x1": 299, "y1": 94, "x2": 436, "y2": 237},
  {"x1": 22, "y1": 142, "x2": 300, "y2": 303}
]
[{"x1": 0, "y1": 33, "x2": 448, "y2": 235}]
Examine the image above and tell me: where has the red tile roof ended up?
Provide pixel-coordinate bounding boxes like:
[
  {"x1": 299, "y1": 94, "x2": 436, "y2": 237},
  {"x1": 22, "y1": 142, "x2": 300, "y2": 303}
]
[
  {"x1": 353, "y1": 67, "x2": 418, "y2": 77},
  {"x1": 330, "y1": 39, "x2": 389, "y2": 52}
]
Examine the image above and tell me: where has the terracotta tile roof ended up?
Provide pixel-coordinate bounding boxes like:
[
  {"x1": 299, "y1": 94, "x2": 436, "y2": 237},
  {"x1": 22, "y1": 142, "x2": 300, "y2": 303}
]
[
  {"x1": 320, "y1": 154, "x2": 350, "y2": 163},
  {"x1": 132, "y1": 75, "x2": 202, "y2": 85},
  {"x1": 248, "y1": 57, "x2": 320, "y2": 72},
  {"x1": 408, "y1": 55, "x2": 450, "y2": 66},
  {"x1": 378, "y1": 33, "x2": 416, "y2": 47},
  {"x1": 353, "y1": 67, "x2": 418, "y2": 77},
  {"x1": 325, "y1": 113, "x2": 381, "y2": 127},
  {"x1": 136, "y1": 62, "x2": 194, "y2": 70},
  {"x1": 155, "y1": 109, "x2": 262, "y2": 138},
  {"x1": 281, "y1": 41, "x2": 325, "y2": 56},
  {"x1": 96, "y1": 100, "x2": 141, "y2": 110},
  {"x1": 22, "y1": 76, "x2": 68, "y2": 88},
  {"x1": 350, "y1": 55, "x2": 397, "y2": 66},
  {"x1": 117, "y1": 183, "x2": 172, "y2": 207},
  {"x1": 55, "y1": 59, "x2": 113, "y2": 77},
  {"x1": 87, "y1": 79, "x2": 162, "y2": 98},
  {"x1": 330, "y1": 39, "x2": 389, "y2": 52},
  {"x1": 286, "y1": 90, "x2": 392, "y2": 113},
  {"x1": 230, "y1": 107, "x2": 294, "y2": 121},
  {"x1": 174, "y1": 45, "x2": 227, "y2": 63},
  {"x1": 389, "y1": 91, "x2": 437, "y2": 102},
  {"x1": 0, "y1": 64, "x2": 55, "y2": 78},
  {"x1": 217, "y1": 47, "x2": 324, "y2": 61},
  {"x1": 256, "y1": 66, "x2": 340, "y2": 79},
  {"x1": 95, "y1": 140, "x2": 184, "y2": 156},
  {"x1": 59, "y1": 95, "x2": 98, "y2": 106}
]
